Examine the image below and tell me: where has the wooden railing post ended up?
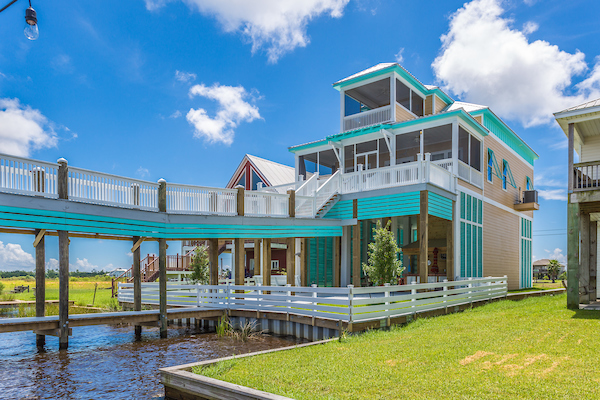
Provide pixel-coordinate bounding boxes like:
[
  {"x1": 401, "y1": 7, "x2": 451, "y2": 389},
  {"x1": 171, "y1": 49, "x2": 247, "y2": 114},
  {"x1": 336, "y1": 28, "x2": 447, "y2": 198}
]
[
  {"x1": 35, "y1": 229, "x2": 45, "y2": 348},
  {"x1": 133, "y1": 235, "x2": 142, "y2": 340},
  {"x1": 57, "y1": 158, "x2": 68, "y2": 199},
  {"x1": 287, "y1": 189, "x2": 295, "y2": 218},
  {"x1": 158, "y1": 178, "x2": 167, "y2": 212},
  {"x1": 236, "y1": 186, "x2": 245, "y2": 216},
  {"x1": 159, "y1": 238, "x2": 167, "y2": 338}
]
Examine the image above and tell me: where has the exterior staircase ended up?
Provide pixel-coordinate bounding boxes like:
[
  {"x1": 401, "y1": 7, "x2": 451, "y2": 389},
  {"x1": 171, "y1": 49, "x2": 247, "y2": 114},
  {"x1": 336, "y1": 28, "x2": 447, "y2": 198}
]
[{"x1": 315, "y1": 192, "x2": 340, "y2": 218}]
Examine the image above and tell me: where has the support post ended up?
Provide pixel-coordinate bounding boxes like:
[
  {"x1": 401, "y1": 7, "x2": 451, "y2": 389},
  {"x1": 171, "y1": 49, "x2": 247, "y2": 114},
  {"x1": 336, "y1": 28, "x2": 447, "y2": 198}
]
[
  {"x1": 341, "y1": 226, "x2": 351, "y2": 286},
  {"x1": 159, "y1": 238, "x2": 167, "y2": 338},
  {"x1": 236, "y1": 186, "x2": 245, "y2": 216},
  {"x1": 334, "y1": 236, "x2": 341, "y2": 287},
  {"x1": 446, "y1": 201, "x2": 455, "y2": 281},
  {"x1": 287, "y1": 238, "x2": 296, "y2": 286},
  {"x1": 568, "y1": 123, "x2": 574, "y2": 193},
  {"x1": 300, "y1": 238, "x2": 308, "y2": 286},
  {"x1": 209, "y1": 238, "x2": 219, "y2": 285},
  {"x1": 263, "y1": 238, "x2": 271, "y2": 288},
  {"x1": 253, "y1": 239, "x2": 261, "y2": 277},
  {"x1": 419, "y1": 190, "x2": 429, "y2": 284},
  {"x1": 567, "y1": 202, "x2": 580, "y2": 309},
  {"x1": 287, "y1": 189, "x2": 295, "y2": 218},
  {"x1": 590, "y1": 221, "x2": 598, "y2": 302},
  {"x1": 58, "y1": 230, "x2": 69, "y2": 350},
  {"x1": 234, "y1": 238, "x2": 245, "y2": 286},
  {"x1": 133, "y1": 236, "x2": 142, "y2": 340},
  {"x1": 580, "y1": 211, "x2": 591, "y2": 304},
  {"x1": 353, "y1": 224, "x2": 361, "y2": 287},
  {"x1": 35, "y1": 228, "x2": 45, "y2": 348}
]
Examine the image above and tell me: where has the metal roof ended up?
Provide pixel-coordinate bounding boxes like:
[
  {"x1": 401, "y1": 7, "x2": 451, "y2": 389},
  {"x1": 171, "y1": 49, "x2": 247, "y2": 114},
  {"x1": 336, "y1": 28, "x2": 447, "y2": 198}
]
[
  {"x1": 246, "y1": 155, "x2": 295, "y2": 187},
  {"x1": 557, "y1": 97, "x2": 600, "y2": 113},
  {"x1": 445, "y1": 101, "x2": 488, "y2": 113}
]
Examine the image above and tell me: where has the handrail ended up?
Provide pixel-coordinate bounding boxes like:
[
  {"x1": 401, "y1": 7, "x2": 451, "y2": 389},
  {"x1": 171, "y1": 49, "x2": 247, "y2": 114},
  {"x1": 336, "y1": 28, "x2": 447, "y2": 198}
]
[
  {"x1": 0, "y1": 153, "x2": 59, "y2": 198},
  {"x1": 166, "y1": 183, "x2": 237, "y2": 215},
  {"x1": 314, "y1": 170, "x2": 340, "y2": 213},
  {"x1": 296, "y1": 172, "x2": 318, "y2": 197},
  {"x1": 244, "y1": 190, "x2": 289, "y2": 217}
]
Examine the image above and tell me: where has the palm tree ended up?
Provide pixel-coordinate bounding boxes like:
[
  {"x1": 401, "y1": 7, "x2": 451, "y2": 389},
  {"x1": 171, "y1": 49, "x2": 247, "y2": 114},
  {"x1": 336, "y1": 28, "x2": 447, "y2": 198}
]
[{"x1": 547, "y1": 259, "x2": 561, "y2": 283}]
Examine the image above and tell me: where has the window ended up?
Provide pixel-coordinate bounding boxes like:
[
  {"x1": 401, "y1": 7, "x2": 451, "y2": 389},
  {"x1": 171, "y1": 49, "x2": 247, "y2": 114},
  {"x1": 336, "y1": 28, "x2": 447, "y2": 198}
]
[
  {"x1": 251, "y1": 170, "x2": 264, "y2": 191},
  {"x1": 423, "y1": 124, "x2": 452, "y2": 161},
  {"x1": 345, "y1": 78, "x2": 391, "y2": 117},
  {"x1": 458, "y1": 127, "x2": 469, "y2": 164},
  {"x1": 412, "y1": 91, "x2": 424, "y2": 117},
  {"x1": 470, "y1": 136, "x2": 481, "y2": 171},
  {"x1": 526, "y1": 176, "x2": 532, "y2": 190},
  {"x1": 396, "y1": 79, "x2": 424, "y2": 117},
  {"x1": 395, "y1": 131, "x2": 420, "y2": 164},
  {"x1": 487, "y1": 152, "x2": 493, "y2": 182},
  {"x1": 236, "y1": 172, "x2": 246, "y2": 188},
  {"x1": 502, "y1": 162, "x2": 508, "y2": 190},
  {"x1": 271, "y1": 260, "x2": 279, "y2": 270}
]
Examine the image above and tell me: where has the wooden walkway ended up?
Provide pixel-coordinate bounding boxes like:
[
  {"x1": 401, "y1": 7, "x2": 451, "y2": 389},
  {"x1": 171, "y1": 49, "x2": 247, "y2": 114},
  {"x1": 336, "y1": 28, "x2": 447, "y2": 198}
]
[{"x1": 0, "y1": 307, "x2": 224, "y2": 334}]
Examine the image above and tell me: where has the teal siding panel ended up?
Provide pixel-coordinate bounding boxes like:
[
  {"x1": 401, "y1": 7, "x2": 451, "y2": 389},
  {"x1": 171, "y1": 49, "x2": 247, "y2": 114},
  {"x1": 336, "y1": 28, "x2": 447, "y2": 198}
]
[
  {"x1": 357, "y1": 192, "x2": 420, "y2": 220},
  {"x1": 428, "y1": 192, "x2": 453, "y2": 221},
  {"x1": 322, "y1": 200, "x2": 353, "y2": 219},
  {"x1": 483, "y1": 114, "x2": 535, "y2": 165},
  {"x1": 460, "y1": 222, "x2": 466, "y2": 277},
  {"x1": 477, "y1": 226, "x2": 483, "y2": 277}
]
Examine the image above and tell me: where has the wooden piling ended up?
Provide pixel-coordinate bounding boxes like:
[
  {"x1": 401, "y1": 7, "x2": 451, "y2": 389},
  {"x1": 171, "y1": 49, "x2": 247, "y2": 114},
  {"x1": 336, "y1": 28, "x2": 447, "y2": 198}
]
[
  {"x1": 567, "y1": 201, "x2": 580, "y2": 309},
  {"x1": 58, "y1": 230, "x2": 69, "y2": 350},
  {"x1": 334, "y1": 236, "x2": 341, "y2": 287},
  {"x1": 35, "y1": 228, "x2": 45, "y2": 347},
  {"x1": 446, "y1": 201, "x2": 455, "y2": 281},
  {"x1": 263, "y1": 238, "x2": 271, "y2": 289},
  {"x1": 419, "y1": 191, "x2": 429, "y2": 285},
  {"x1": 133, "y1": 236, "x2": 142, "y2": 340},
  {"x1": 286, "y1": 238, "x2": 295, "y2": 286},
  {"x1": 234, "y1": 238, "x2": 245, "y2": 286},
  {"x1": 159, "y1": 238, "x2": 167, "y2": 338},
  {"x1": 209, "y1": 238, "x2": 219, "y2": 285},
  {"x1": 253, "y1": 239, "x2": 261, "y2": 277},
  {"x1": 300, "y1": 238, "x2": 308, "y2": 286}
]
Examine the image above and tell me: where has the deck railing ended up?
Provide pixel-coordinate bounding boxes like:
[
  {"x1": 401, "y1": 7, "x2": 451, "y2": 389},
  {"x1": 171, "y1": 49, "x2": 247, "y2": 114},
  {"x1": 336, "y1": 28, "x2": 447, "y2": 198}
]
[
  {"x1": 118, "y1": 276, "x2": 507, "y2": 323},
  {"x1": 244, "y1": 191, "x2": 289, "y2": 217},
  {"x1": 0, "y1": 154, "x2": 59, "y2": 198},
  {"x1": 166, "y1": 183, "x2": 237, "y2": 215},
  {"x1": 457, "y1": 160, "x2": 483, "y2": 188},
  {"x1": 69, "y1": 167, "x2": 159, "y2": 211},
  {"x1": 343, "y1": 105, "x2": 392, "y2": 132},
  {"x1": 573, "y1": 161, "x2": 600, "y2": 191}
]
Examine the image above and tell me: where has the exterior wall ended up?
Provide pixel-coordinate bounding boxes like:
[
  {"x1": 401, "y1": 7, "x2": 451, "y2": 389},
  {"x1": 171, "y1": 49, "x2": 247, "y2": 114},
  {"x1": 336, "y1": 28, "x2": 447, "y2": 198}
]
[
  {"x1": 581, "y1": 135, "x2": 600, "y2": 163},
  {"x1": 425, "y1": 95, "x2": 433, "y2": 116},
  {"x1": 434, "y1": 95, "x2": 447, "y2": 114},
  {"x1": 308, "y1": 237, "x2": 334, "y2": 286},
  {"x1": 458, "y1": 180, "x2": 483, "y2": 195},
  {"x1": 473, "y1": 115, "x2": 483, "y2": 124},
  {"x1": 484, "y1": 133, "x2": 534, "y2": 209},
  {"x1": 459, "y1": 192, "x2": 483, "y2": 278},
  {"x1": 396, "y1": 104, "x2": 416, "y2": 123},
  {"x1": 482, "y1": 202, "x2": 520, "y2": 290}
]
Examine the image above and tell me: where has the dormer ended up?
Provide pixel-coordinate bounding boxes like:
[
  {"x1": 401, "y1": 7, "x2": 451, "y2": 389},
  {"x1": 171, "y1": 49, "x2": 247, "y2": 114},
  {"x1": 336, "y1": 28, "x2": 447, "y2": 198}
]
[{"x1": 333, "y1": 63, "x2": 453, "y2": 133}]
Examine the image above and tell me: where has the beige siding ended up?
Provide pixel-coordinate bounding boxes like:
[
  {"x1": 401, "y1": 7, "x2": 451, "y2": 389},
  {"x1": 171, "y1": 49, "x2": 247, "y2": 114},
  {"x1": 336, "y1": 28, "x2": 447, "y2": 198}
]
[
  {"x1": 482, "y1": 202, "x2": 520, "y2": 290},
  {"x1": 581, "y1": 135, "x2": 600, "y2": 163},
  {"x1": 396, "y1": 104, "x2": 416, "y2": 123},
  {"x1": 484, "y1": 134, "x2": 534, "y2": 210},
  {"x1": 425, "y1": 95, "x2": 433, "y2": 116},
  {"x1": 473, "y1": 115, "x2": 482, "y2": 125},
  {"x1": 434, "y1": 95, "x2": 447, "y2": 114},
  {"x1": 458, "y1": 179, "x2": 483, "y2": 195}
]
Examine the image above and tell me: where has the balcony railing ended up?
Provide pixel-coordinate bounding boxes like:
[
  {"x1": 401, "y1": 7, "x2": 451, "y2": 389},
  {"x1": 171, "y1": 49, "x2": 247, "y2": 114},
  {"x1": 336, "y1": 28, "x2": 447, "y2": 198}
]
[
  {"x1": 457, "y1": 160, "x2": 483, "y2": 189},
  {"x1": 244, "y1": 191, "x2": 289, "y2": 217},
  {"x1": 573, "y1": 161, "x2": 600, "y2": 192},
  {"x1": 343, "y1": 105, "x2": 392, "y2": 132}
]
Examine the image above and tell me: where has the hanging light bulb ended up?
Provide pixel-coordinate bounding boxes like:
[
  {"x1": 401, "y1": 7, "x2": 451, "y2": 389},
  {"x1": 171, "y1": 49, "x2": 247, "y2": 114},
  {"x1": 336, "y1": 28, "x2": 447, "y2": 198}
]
[{"x1": 24, "y1": 2, "x2": 38, "y2": 41}]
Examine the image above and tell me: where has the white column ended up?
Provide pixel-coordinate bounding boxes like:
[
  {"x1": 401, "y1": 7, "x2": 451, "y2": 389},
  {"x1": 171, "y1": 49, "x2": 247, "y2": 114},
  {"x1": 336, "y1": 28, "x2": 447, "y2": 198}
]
[
  {"x1": 452, "y1": 120, "x2": 459, "y2": 176},
  {"x1": 340, "y1": 90, "x2": 345, "y2": 133},
  {"x1": 390, "y1": 74, "x2": 396, "y2": 123},
  {"x1": 231, "y1": 241, "x2": 235, "y2": 282}
]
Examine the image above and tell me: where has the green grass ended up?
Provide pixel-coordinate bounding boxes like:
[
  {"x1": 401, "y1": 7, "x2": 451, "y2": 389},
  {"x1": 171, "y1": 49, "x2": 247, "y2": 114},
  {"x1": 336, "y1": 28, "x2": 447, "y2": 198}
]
[
  {"x1": 196, "y1": 294, "x2": 600, "y2": 400},
  {"x1": 0, "y1": 278, "x2": 117, "y2": 310}
]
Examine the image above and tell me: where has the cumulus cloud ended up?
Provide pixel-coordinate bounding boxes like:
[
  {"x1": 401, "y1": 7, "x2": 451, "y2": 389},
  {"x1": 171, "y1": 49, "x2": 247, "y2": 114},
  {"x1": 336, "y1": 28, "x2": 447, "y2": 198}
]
[
  {"x1": 538, "y1": 189, "x2": 567, "y2": 201},
  {"x1": 0, "y1": 241, "x2": 35, "y2": 270},
  {"x1": 395, "y1": 48, "x2": 404, "y2": 64},
  {"x1": 145, "y1": 0, "x2": 350, "y2": 62},
  {"x1": 544, "y1": 248, "x2": 566, "y2": 265},
  {"x1": 46, "y1": 258, "x2": 59, "y2": 270},
  {"x1": 136, "y1": 166, "x2": 150, "y2": 178},
  {"x1": 535, "y1": 167, "x2": 567, "y2": 201},
  {"x1": 175, "y1": 70, "x2": 197, "y2": 83},
  {"x1": 432, "y1": 0, "x2": 600, "y2": 127},
  {"x1": 0, "y1": 98, "x2": 60, "y2": 157},
  {"x1": 186, "y1": 83, "x2": 260, "y2": 145},
  {"x1": 169, "y1": 110, "x2": 182, "y2": 119}
]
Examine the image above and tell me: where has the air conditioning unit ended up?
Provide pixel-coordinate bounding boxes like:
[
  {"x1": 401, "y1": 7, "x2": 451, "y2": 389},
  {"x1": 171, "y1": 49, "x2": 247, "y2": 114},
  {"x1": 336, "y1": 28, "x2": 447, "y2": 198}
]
[{"x1": 523, "y1": 190, "x2": 538, "y2": 204}]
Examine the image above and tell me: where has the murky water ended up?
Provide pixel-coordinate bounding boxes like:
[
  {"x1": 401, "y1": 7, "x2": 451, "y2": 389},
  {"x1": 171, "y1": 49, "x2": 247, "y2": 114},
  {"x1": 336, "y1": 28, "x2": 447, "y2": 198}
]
[{"x1": 0, "y1": 324, "x2": 304, "y2": 399}]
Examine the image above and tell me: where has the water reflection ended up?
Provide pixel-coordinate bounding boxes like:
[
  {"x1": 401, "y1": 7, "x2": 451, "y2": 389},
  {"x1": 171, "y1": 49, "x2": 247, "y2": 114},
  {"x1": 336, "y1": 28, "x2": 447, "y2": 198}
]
[{"x1": 0, "y1": 325, "x2": 303, "y2": 399}]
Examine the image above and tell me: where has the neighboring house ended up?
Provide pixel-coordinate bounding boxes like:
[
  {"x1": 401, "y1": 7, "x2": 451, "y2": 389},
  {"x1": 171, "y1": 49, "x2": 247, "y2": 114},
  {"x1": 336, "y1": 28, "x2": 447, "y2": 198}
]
[
  {"x1": 532, "y1": 259, "x2": 565, "y2": 279},
  {"x1": 107, "y1": 268, "x2": 128, "y2": 278},
  {"x1": 554, "y1": 99, "x2": 600, "y2": 307},
  {"x1": 288, "y1": 63, "x2": 538, "y2": 290},
  {"x1": 226, "y1": 154, "x2": 296, "y2": 191}
]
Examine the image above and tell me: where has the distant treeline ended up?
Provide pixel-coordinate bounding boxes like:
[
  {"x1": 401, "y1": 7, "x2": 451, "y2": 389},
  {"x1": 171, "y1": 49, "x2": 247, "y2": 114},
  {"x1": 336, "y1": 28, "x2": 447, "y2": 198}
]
[{"x1": 0, "y1": 270, "x2": 107, "y2": 278}]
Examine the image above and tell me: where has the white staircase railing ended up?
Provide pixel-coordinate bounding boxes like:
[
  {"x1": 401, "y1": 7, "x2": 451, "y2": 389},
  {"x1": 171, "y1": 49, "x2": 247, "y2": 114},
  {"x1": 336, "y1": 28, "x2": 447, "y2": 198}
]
[{"x1": 314, "y1": 170, "x2": 341, "y2": 216}]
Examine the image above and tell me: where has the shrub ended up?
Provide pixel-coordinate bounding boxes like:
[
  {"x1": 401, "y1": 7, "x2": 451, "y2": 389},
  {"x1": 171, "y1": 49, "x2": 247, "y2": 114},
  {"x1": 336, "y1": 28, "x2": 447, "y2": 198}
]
[
  {"x1": 547, "y1": 259, "x2": 561, "y2": 283},
  {"x1": 558, "y1": 271, "x2": 567, "y2": 281},
  {"x1": 362, "y1": 220, "x2": 404, "y2": 286},
  {"x1": 190, "y1": 246, "x2": 210, "y2": 284}
]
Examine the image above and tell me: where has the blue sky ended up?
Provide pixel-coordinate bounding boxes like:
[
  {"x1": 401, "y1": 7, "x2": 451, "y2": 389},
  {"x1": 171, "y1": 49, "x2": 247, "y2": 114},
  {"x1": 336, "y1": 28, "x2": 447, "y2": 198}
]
[{"x1": 0, "y1": 0, "x2": 599, "y2": 272}]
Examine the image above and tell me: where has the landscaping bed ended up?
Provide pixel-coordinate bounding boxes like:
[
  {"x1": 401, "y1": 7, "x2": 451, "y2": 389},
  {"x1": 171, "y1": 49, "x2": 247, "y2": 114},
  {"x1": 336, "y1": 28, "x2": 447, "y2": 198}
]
[{"x1": 192, "y1": 294, "x2": 599, "y2": 399}]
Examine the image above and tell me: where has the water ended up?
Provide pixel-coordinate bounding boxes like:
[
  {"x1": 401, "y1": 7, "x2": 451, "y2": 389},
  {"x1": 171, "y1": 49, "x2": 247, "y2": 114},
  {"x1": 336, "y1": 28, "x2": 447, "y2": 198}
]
[{"x1": 0, "y1": 324, "x2": 304, "y2": 399}]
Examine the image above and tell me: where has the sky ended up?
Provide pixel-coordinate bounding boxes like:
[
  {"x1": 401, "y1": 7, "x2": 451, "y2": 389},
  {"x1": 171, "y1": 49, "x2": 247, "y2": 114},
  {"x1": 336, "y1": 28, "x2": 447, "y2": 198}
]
[{"x1": 0, "y1": 0, "x2": 599, "y2": 272}]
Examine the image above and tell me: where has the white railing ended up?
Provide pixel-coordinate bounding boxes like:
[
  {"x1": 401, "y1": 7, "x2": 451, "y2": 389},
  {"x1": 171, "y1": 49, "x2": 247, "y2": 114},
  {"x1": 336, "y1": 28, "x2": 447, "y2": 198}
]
[
  {"x1": 244, "y1": 191, "x2": 289, "y2": 217},
  {"x1": 118, "y1": 276, "x2": 507, "y2": 323},
  {"x1": 68, "y1": 167, "x2": 159, "y2": 211},
  {"x1": 429, "y1": 162, "x2": 454, "y2": 192},
  {"x1": 432, "y1": 159, "x2": 453, "y2": 172},
  {"x1": 314, "y1": 171, "x2": 341, "y2": 214},
  {"x1": 296, "y1": 173, "x2": 318, "y2": 197},
  {"x1": 457, "y1": 160, "x2": 483, "y2": 189},
  {"x1": 343, "y1": 105, "x2": 392, "y2": 132},
  {"x1": 0, "y1": 153, "x2": 59, "y2": 198},
  {"x1": 295, "y1": 173, "x2": 319, "y2": 218},
  {"x1": 258, "y1": 180, "x2": 303, "y2": 194},
  {"x1": 166, "y1": 183, "x2": 237, "y2": 215}
]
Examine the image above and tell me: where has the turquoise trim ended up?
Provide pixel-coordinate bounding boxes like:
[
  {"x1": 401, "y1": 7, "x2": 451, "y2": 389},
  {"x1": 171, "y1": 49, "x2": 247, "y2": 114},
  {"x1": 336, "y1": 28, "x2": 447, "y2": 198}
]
[
  {"x1": 487, "y1": 148, "x2": 502, "y2": 179},
  {"x1": 322, "y1": 200, "x2": 353, "y2": 219},
  {"x1": 332, "y1": 64, "x2": 454, "y2": 105},
  {"x1": 428, "y1": 192, "x2": 453, "y2": 221},
  {"x1": 358, "y1": 192, "x2": 420, "y2": 220},
  {"x1": 472, "y1": 109, "x2": 538, "y2": 165},
  {"x1": 502, "y1": 159, "x2": 517, "y2": 188},
  {"x1": 0, "y1": 206, "x2": 342, "y2": 239}
]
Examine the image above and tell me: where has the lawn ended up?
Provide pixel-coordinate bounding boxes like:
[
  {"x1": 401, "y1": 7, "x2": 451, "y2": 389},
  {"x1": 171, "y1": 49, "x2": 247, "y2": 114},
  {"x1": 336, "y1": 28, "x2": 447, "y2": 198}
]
[
  {"x1": 0, "y1": 278, "x2": 117, "y2": 310},
  {"x1": 197, "y1": 294, "x2": 600, "y2": 400}
]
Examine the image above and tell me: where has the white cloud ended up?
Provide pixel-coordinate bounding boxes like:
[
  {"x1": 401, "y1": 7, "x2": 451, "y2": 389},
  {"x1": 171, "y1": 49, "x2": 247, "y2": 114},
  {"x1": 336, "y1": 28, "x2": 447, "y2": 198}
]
[
  {"x1": 0, "y1": 98, "x2": 59, "y2": 157},
  {"x1": 544, "y1": 248, "x2": 566, "y2": 264},
  {"x1": 0, "y1": 241, "x2": 34, "y2": 270},
  {"x1": 538, "y1": 189, "x2": 567, "y2": 201},
  {"x1": 186, "y1": 83, "x2": 260, "y2": 145},
  {"x1": 136, "y1": 166, "x2": 150, "y2": 178},
  {"x1": 522, "y1": 21, "x2": 538, "y2": 35},
  {"x1": 46, "y1": 258, "x2": 59, "y2": 270},
  {"x1": 395, "y1": 48, "x2": 404, "y2": 64},
  {"x1": 175, "y1": 70, "x2": 197, "y2": 83},
  {"x1": 432, "y1": 0, "x2": 600, "y2": 127},
  {"x1": 169, "y1": 110, "x2": 182, "y2": 119},
  {"x1": 71, "y1": 258, "x2": 99, "y2": 272},
  {"x1": 146, "y1": 0, "x2": 350, "y2": 63}
]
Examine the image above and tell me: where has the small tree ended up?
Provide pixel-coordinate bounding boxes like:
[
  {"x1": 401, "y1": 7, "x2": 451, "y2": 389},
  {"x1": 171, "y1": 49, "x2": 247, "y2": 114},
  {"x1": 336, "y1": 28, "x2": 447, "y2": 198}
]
[
  {"x1": 547, "y1": 259, "x2": 561, "y2": 283},
  {"x1": 362, "y1": 220, "x2": 404, "y2": 286},
  {"x1": 189, "y1": 246, "x2": 210, "y2": 284}
]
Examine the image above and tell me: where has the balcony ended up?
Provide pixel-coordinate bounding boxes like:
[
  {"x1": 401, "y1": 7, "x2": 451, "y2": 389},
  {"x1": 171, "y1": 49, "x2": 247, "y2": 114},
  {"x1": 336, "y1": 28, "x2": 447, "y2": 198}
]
[
  {"x1": 514, "y1": 190, "x2": 539, "y2": 211},
  {"x1": 343, "y1": 105, "x2": 392, "y2": 132},
  {"x1": 573, "y1": 161, "x2": 600, "y2": 192}
]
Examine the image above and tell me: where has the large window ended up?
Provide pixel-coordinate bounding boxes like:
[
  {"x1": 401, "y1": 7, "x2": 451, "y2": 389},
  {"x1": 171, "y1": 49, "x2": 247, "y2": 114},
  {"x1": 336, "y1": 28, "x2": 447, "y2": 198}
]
[
  {"x1": 299, "y1": 150, "x2": 339, "y2": 178},
  {"x1": 423, "y1": 124, "x2": 452, "y2": 161},
  {"x1": 345, "y1": 78, "x2": 391, "y2": 117},
  {"x1": 396, "y1": 79, "x2": 424, "y2": 117},
  {"x1": 396, "y1": 131, "x2": 420, "y2": 164},
  {"x1": 458, "y1": 126, "x2": 482, "y2": 172}
]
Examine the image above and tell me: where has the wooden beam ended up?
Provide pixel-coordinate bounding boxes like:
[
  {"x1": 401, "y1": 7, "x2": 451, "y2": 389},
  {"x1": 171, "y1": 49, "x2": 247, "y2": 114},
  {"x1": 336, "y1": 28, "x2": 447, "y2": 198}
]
[
  {"x1": 58, "y1": 230, "x2": 69, "y2": 350},
  {"x1": 567, "y1": 202, "x2": 580, "y2": 309},
  {"x1": 131, "y1": 237, "x2": 145, "y2": 253},
  {"x1": 287, "y1": 238, "x2": 296, "y2": 286},
  {"x1": 580, "y1": 211, "x2": 590, "y2": 304},
  {"x1": 334, "y1": 236, "x2": 341, "y2": 287},
  {"x1": 35, "y1": 228, "x2": 45, "y2": 348},
  {"x1": 568, "y1": 123, "x2": 574, "y2": 193},
  {"x1": 236, "y1": 187, "x2": 245, "y2": 216},
  {"x1": 234, "y1": 238, "x2": 244, "y2": 286},
  {"x1": 209, "y1": 238, "x2": 219, "y2": 285},
  {"x1": 253, "y1": 239, "x2": 261, "y2": 277},
  {"x1": 353, "y1": 223, "x2": 361, "y2": 287},
  {"x1": 57, "y1": 159, "x2": 68, "y2": 200},
  {"x1": 263, "y1": 238, "x2": 271, "y2": 289},
  {"x1": 133, "y1": 236, "x2": 142, "y2": 340},
  {"x1": 446, "y1": 202, "x2": 455, "y2": 281},
  {"x1": 158, "y1": 180, "x2": 167, "y2": 213},
  {"x1": 33, "y1": 328, "x2": 72, "y2": 337},
  {"x1": 287, "y1": 189, "x2": 295, "y2": 218},
  {"x1": 419, "y1": 191, "x2": 429, "y2": 284},
  {"x1": 33, "y1": 229, "x2": 46, "y2": 248},
  {"x1": 589, "y1": 221, "x2": 597, "y2": 302},
  {"x1": 300, "y1": 238, "x2": 308, "y2": 286},
  {"x1": 159, "y1": 238, "x2": 167, "y2": 338}
]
